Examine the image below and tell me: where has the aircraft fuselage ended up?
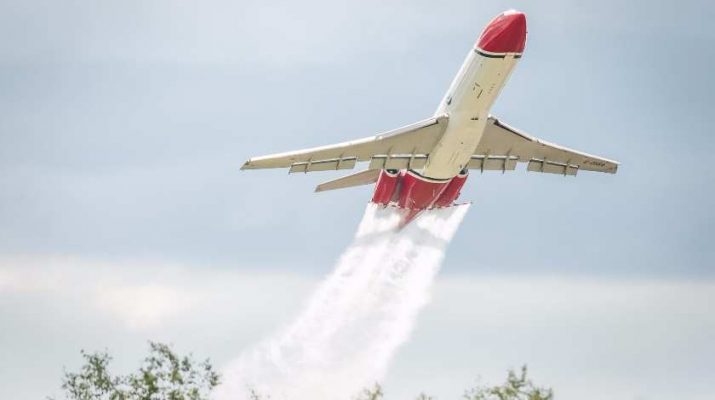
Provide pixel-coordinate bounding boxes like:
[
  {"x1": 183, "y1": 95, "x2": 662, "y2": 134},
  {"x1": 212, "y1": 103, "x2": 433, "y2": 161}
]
[
  {"x1": 370, "y1": 11, "x2": 527, "y2": 224},
  {"x1": 424, "y1": 48, "x2": 521, "y2": 179}
]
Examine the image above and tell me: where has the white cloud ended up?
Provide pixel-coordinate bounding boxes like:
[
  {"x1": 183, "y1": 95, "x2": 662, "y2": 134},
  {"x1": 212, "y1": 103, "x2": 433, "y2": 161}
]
[
  {"x1": 0, "y1": 255, "x2": 300, "y2": 332},
  {"x1": 94, "y1": 284, "x2": 200, "y2": 331}
]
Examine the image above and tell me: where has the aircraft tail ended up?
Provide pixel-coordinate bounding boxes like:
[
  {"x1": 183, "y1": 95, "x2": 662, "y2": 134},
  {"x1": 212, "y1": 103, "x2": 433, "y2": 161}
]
[{"x1": 315, "y1": 169, "x2": 381, "y2": 193}]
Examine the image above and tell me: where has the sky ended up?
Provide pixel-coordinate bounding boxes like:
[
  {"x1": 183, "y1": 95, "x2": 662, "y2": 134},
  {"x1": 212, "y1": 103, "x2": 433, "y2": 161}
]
[{"x1": 0, "y1": 0, "x2": 714, "y2": 399}]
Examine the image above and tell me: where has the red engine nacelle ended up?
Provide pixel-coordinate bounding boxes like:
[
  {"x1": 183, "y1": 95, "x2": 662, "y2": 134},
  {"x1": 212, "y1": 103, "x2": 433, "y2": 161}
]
[
  {"x1": 397, "y1": 170, "x2": 450, "y2": 210},
  {"x1": 433, "y1": 169, "x2": 468, "y2": 208},
  {"x1": 371, "y1": 169, "x2": 468, "y2": 210},
  {"x1": 371, "y1": 169, "x2": 400, "y2": 205}
]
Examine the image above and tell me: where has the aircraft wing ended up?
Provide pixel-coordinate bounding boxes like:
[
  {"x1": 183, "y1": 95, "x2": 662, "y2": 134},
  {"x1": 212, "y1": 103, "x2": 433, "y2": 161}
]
[
  {"x1": 469, "y1": 116, "x2": 619, "y2": 175},
  {"x1": 241, "y1": 115, "x2": 449, "y2": 173}
]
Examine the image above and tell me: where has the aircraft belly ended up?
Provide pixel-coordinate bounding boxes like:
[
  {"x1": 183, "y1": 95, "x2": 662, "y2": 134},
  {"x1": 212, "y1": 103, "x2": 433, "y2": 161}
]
[
  {"x1": 421, "y1": 119, "x2": 486, "y2": 179},
  {"x1": 424, "y1": 51, "x2": 519, "y2": 180}
]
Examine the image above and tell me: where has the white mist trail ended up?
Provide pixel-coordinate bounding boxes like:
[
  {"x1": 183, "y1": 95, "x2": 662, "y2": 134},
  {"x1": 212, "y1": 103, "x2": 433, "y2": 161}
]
[{"x1": 217, "y1": 203, "x2": 470, "y2": 400}]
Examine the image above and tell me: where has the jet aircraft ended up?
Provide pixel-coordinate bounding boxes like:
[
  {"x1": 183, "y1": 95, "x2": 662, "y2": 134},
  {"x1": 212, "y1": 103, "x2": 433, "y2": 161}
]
[{"x1": 242, "y1": 10, "x2": 619, "y2": 226}]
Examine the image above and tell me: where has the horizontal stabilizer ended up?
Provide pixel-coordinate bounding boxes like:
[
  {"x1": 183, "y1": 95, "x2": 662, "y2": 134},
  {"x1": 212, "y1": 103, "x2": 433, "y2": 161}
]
[{"x1": 315, "y1": 169, "x2": 380, "y2": 193}]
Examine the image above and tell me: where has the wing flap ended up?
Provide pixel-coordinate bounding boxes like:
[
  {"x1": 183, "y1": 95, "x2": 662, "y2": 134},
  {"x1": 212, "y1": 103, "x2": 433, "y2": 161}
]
[
  {"x1": 467, "y1": 155, "x2": 518, "y2": 172},
  {"x1": 527, "y1": 159, "x2": 579, "y2": 176},
  {"x1": 288, "y1": 157, "x2": 357, "y2": 173},
  {"x1": 368, "y1": 154, "x2": 429, "y2": 170}
]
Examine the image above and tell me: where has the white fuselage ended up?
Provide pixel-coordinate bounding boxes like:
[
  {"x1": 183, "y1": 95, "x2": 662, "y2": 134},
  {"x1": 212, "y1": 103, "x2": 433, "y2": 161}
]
[{"x1": 421, "y1": 49, "x2": 521, "y2": 179}]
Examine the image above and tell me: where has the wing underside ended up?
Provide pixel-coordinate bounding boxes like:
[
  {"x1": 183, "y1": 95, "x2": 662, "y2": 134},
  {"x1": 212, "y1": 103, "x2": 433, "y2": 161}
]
[
  {"x1": 469, "y1": 117, "x2": 619, "y2": 175},
  {"x1": 241, "y1": 115, "x2": 449, "y2": 173},
  {"x1": 240, "y1": 114, "x2": 618, "y2": 181}
]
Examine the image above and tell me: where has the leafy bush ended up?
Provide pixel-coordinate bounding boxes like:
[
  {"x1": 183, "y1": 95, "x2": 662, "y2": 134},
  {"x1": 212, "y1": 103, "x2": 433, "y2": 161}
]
[
  {"x1": 53, "y1": 342, "x2": 220, "y2": 400},
  {"x1": 55, "y1": 345, "x2": 551, "y2": 400}
]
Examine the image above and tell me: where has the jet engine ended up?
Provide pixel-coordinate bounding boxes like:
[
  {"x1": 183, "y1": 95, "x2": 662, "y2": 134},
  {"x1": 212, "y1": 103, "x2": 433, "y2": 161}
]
[
  {"x1": 372, "y1": 169, "x2": 468, "y2": 210},
  {"x1": 371, "y1": 169, "x2": 401, "y2": 205}
]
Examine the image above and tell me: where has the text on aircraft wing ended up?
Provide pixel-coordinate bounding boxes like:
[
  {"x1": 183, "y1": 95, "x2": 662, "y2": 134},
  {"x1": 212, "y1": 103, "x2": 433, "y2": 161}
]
[
  {"x1": 241, "y1": 115, "x2": 449, "y2": 173},
  {"x1": 470, "y1": 116, "x2": 619, "y2": 175}
]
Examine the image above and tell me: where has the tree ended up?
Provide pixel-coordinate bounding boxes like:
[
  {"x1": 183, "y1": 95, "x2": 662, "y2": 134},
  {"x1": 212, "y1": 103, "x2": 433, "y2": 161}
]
[
  {"x1": 463, "y1": 365, "x2": 553, "y2": 400},
  {"x1": 351, "y1": 366, "x2": 551, "y2": 400},
  {"x1": 355, "y1": 383, "x2": 384, "y2": 400},
  {"x1": 53, "y1": 342, "x2": 220, "y2": 400},
  {"x1": 55, "y1": 346, "x2": 551, "y2": 400}
]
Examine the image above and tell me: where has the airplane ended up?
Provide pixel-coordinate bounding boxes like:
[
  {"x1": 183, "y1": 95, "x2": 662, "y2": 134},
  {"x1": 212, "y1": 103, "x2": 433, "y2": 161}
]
[{"x1": 241, "y1": 10, "x2": 619, "y2": 227}]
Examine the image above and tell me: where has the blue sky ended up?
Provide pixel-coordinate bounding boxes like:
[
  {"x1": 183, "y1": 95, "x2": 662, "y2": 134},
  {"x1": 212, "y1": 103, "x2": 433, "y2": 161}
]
[
  {"x1": 1, "y1": 0, "x2": 713, "y2": 277},
  {"x1": 0, "y1": 0, "x2": 713, "y2": 399}
]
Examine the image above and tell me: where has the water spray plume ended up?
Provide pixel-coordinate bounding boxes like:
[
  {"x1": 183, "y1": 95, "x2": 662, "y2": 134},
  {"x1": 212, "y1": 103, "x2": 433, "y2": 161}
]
[{"x1": 217, "y1": 203, "x2": 470, "y2": 400}]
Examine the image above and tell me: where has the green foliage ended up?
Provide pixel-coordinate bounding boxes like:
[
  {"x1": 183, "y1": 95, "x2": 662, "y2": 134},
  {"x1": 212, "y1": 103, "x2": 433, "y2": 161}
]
[
  {"x1": 55, "y1": 346, "x2": 550, "y2": 400},
  {"x1": 53, "y1": 342, "x2": 220, "y2": 400},
  {"x1": 350, "y1": 365, "x2": 551, "y2": 400},
  {"x1": 463, "y1": 366, "x2": 553, "y2": 400}
]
